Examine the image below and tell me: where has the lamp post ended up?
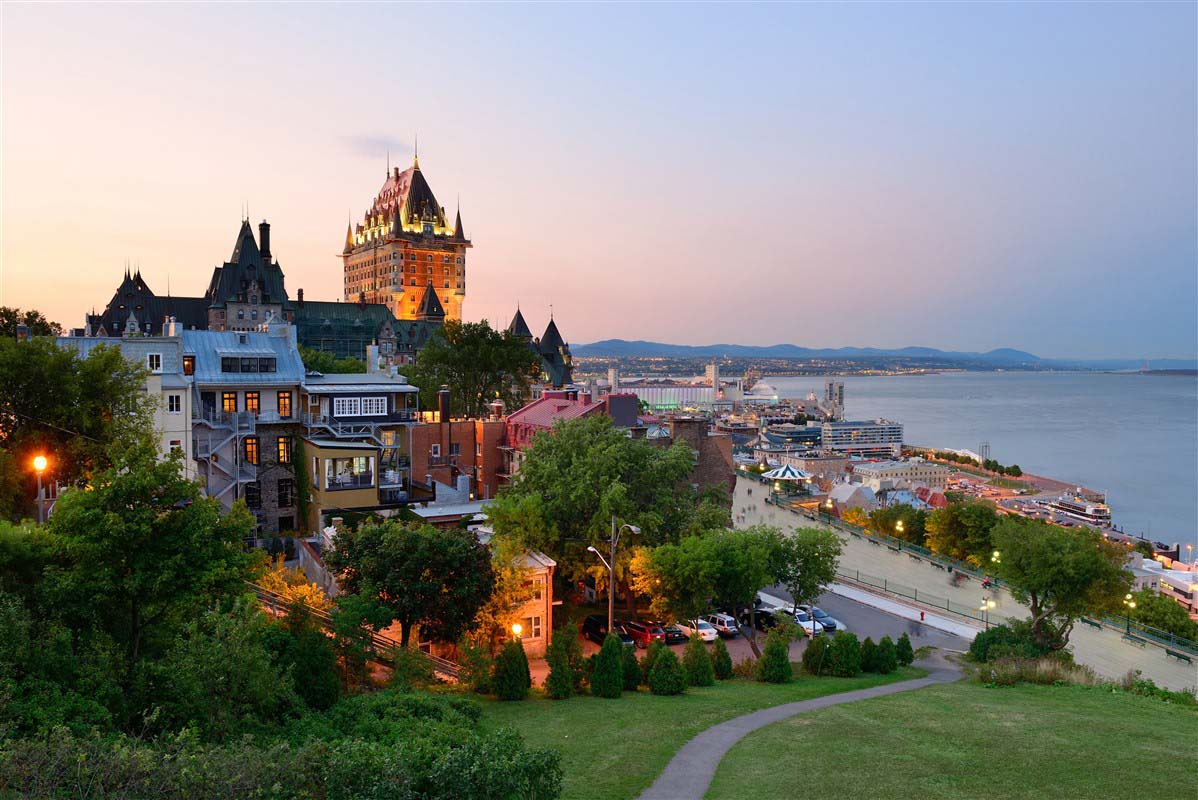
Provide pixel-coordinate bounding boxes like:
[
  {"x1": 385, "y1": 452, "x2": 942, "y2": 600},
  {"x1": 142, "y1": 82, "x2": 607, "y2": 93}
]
[
  {"x1": 32, "y1": 455, "x2": 48, "y2": 524},
  {"x1": 587, "y1": 516, "x2": 640, "y2": 635},
  {"x1": 896, "y1": 519, "x2": 905, "y2": 537},
  {"x1": 1123, "y1": 593, "x2": 1136, "y2": 634},
  {"x1": 979, "y1": 597, "x2": 996, "y2": 630},
  {"x1": 511, "y1": 622, "x2": 523, "y2": 639}
]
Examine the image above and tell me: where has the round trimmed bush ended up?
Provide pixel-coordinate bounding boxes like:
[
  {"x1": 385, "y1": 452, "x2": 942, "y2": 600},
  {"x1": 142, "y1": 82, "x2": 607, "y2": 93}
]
[
  {"x1": 648, "y1": 648, "x2": 686, "y2": 695},
  {"x1": 860, "y1": 636, "x2": 878, "y2": 673},
  {"x1": 896, "y1": 632, "x2": 914, "y2": 667},
  {"x1": 622, "y1": 643, "x2": 642, "y2": 691},
  {"x1": 711, "y1": 637, "x2": 733, "y2": 680},
  {"x1": 590, "y1": 634, "x2": 624, "y2": 698},
  {"x1": 492, "y1": 638, "x2": 531, "y2": 701},
  {"x1": 756, "y1": 629, "x2": 793, "y2": 683},
  {"x1": 683, "y1": 634, "x2": 715, "y2": 687}
]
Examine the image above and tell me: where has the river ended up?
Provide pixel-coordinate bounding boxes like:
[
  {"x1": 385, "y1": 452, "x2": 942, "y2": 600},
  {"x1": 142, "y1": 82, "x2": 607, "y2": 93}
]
[{"x1": 767, "y1": 372, "x2": 1198, "y2": 550}]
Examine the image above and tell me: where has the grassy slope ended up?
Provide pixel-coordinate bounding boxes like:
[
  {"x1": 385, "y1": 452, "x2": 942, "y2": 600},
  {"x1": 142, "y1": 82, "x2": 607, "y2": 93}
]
[
  {"x1": 479, "y1": 667, "x2": 924, "y2": 800},
  {"x1": 706, "y1": 681, "x2": 1196, "y2": 800}
]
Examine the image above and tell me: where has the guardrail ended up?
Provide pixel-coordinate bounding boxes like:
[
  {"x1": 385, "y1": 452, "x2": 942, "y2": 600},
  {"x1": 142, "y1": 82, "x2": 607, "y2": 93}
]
[
  {"x1": 246, "y1": 581, "x2": 460, "y2": 679},
  {"x1": 836, "y1": 568, "x2": 990, "y2": 623}
]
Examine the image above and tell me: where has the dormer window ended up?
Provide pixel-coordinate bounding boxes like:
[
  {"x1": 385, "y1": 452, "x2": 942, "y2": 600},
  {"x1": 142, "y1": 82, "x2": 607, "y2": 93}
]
[{"x1": 250, "y1": 295, "x2": 258, "y2": 305}]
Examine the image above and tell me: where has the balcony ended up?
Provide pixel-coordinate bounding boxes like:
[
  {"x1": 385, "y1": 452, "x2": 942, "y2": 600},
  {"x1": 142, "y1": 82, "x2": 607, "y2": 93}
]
[
  {"x1": 194, "y1": 409, "x2": 295, "y2": 429},
  {"x1": 379, "y1": 467, "x2": 407, "y2": 488},
  {"x1": 428, "y1": 455, "x2": 459, "y2": 468},
  {"x1": 325, "y1": 472, "x2": 373, "y2": 491}
]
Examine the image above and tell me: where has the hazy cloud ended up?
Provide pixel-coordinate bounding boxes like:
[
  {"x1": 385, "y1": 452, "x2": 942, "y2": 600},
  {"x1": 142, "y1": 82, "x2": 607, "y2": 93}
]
[{"x1": 341, "y1": 134, "x2": 411, "y2": 161}]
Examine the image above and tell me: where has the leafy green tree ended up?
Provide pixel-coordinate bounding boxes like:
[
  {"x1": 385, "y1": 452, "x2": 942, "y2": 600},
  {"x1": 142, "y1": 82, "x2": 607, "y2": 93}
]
[
  {"x1": 640, "y1": 640, "x2": 666, "y2": 684},
  {"x1": 622, "y1": 643, "x2": 642, "y2": 691},
  {"x1": 0, "y1": 338, "x2": 154, "y2": 521},
  {"x1": 827, "y1": 632, "x2": 861, "y2": 677},
  {"x1": 868, "y1": 504, "x2": 928, "y2": 544},
  {"x1": 488, "y1": 414, "x2": 697, "y2": 604},
  {"x1": 683, "y1": 634, "x2": 715, "y2": 687},
  {"x1": 925, "y1": 500, "x2": 1000, "y2": 563},
  {"x1": 896, "y1": 632, "x2": 915, "y2": 667},
  {"x1": 711, "y1": 637, "x2": 733, "y2": 680},
  {"x1": 874, "y1": 636, "x2": 899, "y2": 674},
  {"x1": 800, "y1": 635, "x2": 829, "y2": 676},
  {"x1": 756, "y1": 629, "x2": 793, "y2": 683},
  {"x1": 1127, "y1": 588, "x2": 1198, "y2": 640},
  {"x1": 544, "y1": 633, "x2": 574, "y2": 699},
  {"x1": 404, "y1": 319, "x2": 541, "y2": 418},
  {"x1": 648, "y1": 648, "x2": 686, "y2": 695},
  {"x1": 326, "y1": 520, "x2": 495, "y2": 646},
  {"x1": 968, "y1": 620, "x2": 1048, "y2": 662},
  {"x1": 492, "y1": 638, "x2": 531, "y2": 701},
  {"x1": 590, "y1": 634, "x2": 624, "y2": 698},
  {"x1": 458, "y1": 636, "x2": 495, "y2": 694},
  {"x1": 992, "y1": 517, "x2": 1131, "y2": 650},
  {"x1": 267, "y1": 605, "x2": 341, "y2": 711},
  {"x1": 774, "y1": 527, "x2": 843, "y2": 616},
  {"x1": 0, "y1": 306, "x2": 61, "y2": 338},
  {"x1": 841, "y1": 507, "x2": 870, "y2": 528},
  {"x1": 860, "y1": 636, "x2": 878, "y2": 672},
  {"x1": 297, "y1": 344, "x2": 365, "y2": 373}
]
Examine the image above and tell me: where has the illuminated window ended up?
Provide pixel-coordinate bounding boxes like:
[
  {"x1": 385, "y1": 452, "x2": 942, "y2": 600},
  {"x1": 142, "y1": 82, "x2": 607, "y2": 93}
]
[
  {"x1": 244, "y1": 436, "x2": 259, "y2": 466},
  {"x1": 245, "y1": 392, "x2": 260, "y2": 416},
  {"x1": 277, "y1": 391, "x2": 292, "y2": 418},
  {"x1": 222, "y1": 392, "x2": 237, "y2": 413},
  {"x1": 169, "y1": 440, "x2": 183, "y2": 454},
  {"x1": 183, "y1": 356, "x2": 195, "y2": 375},
  {"x1": 520, "y1": 616, "x2": 542, "y2": 638},
  {"x1": 277, "y1": 436, "x2": 292, "y2": 464}
]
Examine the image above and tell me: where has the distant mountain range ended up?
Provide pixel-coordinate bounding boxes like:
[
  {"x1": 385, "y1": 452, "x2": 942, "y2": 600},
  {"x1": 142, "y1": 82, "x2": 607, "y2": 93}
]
[{"x1": 572, "y1": 340, "x2": 1198, "y2": 371}]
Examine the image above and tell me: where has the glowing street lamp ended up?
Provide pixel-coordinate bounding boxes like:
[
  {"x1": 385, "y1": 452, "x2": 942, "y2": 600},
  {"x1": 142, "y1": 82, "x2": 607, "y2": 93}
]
[
  {"x1": 991, "y1": 550, "x2": 1002, "y2": 564},
  {"x1": 511, "y1": 622, "x2": 523, "y2": 638},
  {"x1": 896, "y1": 519, "x2": 905, "y2": 535},
  {"x1": 587, "y1": 518, "x2": 641, "y2": 635},
  {"x1": 32, "y1": 455, "x2": 48, "y2": 524},
  {"x1": 1123, "y1": 593, "x2": 1136, "y2": 635},
  {"x1": 979, "y1": 597, "x2": 997, "y2": 630}
]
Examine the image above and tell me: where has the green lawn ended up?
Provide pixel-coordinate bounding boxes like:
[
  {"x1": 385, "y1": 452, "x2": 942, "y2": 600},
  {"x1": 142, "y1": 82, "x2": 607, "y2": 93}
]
[
  {"x1": 478, "y1": 667, "x2": 924, "y2": 800},
  {"x1": 706, "y1": 681, "x2": 1197, "y2": 800}
]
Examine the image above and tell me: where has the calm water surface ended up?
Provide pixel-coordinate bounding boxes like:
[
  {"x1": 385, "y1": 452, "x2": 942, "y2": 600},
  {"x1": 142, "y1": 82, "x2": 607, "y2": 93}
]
[{"x1": 769, "y1": 372, "x2": 1198, "y2": 549}]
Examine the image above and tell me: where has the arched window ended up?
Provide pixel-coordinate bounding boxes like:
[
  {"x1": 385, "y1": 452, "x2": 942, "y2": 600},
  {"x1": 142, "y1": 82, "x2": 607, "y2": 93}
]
[
  {"x1": 237, "y1": 309, "x2": 245, "y2": 320},
  {"x1": 250, "y1": 295, "x2": 257, "y2": 305}
]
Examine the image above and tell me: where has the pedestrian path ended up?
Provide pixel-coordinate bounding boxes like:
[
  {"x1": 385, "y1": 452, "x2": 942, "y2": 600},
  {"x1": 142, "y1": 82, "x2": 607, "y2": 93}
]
[{"x1": 636, "y1": 652, "x2": 962, "y2": 800}]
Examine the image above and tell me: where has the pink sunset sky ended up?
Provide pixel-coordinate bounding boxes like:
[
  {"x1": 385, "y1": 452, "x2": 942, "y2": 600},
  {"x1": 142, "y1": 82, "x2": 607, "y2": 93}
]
[{"x1": 1, "y1": 3, "x2": 1194, "y2": 358}]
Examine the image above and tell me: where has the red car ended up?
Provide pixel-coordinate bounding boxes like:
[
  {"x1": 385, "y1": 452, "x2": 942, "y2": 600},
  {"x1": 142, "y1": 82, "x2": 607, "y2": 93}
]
[{"x1": 621, "y1": 620, "x2": 667, "y2": 649}]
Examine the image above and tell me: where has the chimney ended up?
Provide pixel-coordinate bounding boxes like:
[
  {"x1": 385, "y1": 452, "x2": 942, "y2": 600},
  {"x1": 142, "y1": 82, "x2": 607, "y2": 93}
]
[
  {"x1": 438, "y1": 386, "x2": 451, "y2": 422},
  {"x1": 258, "y1": 220, "x2": 271, "y2": 261},
  {"x1": 366, "y1": 344, "x2": 379, "y2": 374},
  {"x1": 164, "y1": 316, "x2": 182, "y2": 337},
  {"x1": 297, "y1": 288, "x2": 304, "y2": 306}
]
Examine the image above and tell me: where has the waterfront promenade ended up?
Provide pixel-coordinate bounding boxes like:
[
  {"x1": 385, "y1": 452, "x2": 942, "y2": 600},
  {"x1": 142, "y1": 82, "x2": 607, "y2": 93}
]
[{"x1": 733, "y1": 476, "x2": 1198, "y2": 692}]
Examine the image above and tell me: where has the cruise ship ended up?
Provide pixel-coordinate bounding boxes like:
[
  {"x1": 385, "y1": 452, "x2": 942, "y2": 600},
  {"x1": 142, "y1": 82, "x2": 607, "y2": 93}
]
[{"x1": 1042, "y1": 495, "x2": 1112, "y2": 528}]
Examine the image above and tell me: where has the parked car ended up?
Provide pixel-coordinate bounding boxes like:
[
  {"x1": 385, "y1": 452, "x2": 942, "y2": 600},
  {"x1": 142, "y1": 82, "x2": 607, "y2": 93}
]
[
  {"x1": 702, "y1": 613, "x2": 741, "y2": 638},
  {"x1": 623, "y1": 620, "x2": 667, "y2": 649},
  {"x1": 610, "y1": 624, "x2": 637, "y2": 648},
  {"x1": 660, "y1": 623, "x2": 689, "y2": 646},
  {"x1": 798, "y1": 604, "x2": 845, "y2": 633},
  {"x1": 581, "y1": 614, "x2": 610, "y2": 644},
  {"x1": 788, "y1": 609, "x2": 823, "y2": 637},
  {"x1": 676, "y1": 619, "x2": 719, "y2": 643},
  {"x1": 739, "y1": 607, "x2": 782, "y2": 632}
]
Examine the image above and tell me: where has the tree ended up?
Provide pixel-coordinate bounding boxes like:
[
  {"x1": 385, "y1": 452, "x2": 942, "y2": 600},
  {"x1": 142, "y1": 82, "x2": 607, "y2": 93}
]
[
  {"x1": 492, "y1": 638, "x2": 531, "y2": 701},
  {"x1": 801, "y1": 635, "x2": 829, "y2": 676},
  {"x1": 826, "y1": 632, "x2": 861, "y2": 677},
  {"x1": 0, "y1": 338, "x2": 154, "y2": 521},
  {"x1": 544, "y1": 634, "x2": 574, "y2": 700},
  {"x1": 266, "y1": 605, "x2": 341, "y2": 711},
  {"x1": 404, "y1": 320, "x2": 541, "y2": 418},
  {"x1": 622, "y1": 644, "x2": 642, "y2": 691},
  {"x1": 325, "y1": 520, "x2": 495, "y2": 646},
  {"x1": 711, "y1": 637, "x2": 733, "y2": 680},
  {"x1": 45, "y1": 441, "x2": 254, "y2": 678},
  {"x1": 590, "y1": 634, "x2": 624, "y2": 698},
  {"x1": 0, "y1": 306, "x2": 60, "y2": 339},
  {"x1": 992, "y1": 517, "x2": 1131, "y2": 650},
  {"x1": 868, "y1": 505, "x2": 928, "y2": 544},
  {"x1": 775, "y1": 527, "x2": 843, "y2": 614},
  {"x1": 841, "y1": 507, "x2": 870, "y2": 528},
  {"x1": 1127, "y1": 588, "x2": 1198, "y2": 640},
  {"x1": 860, "y1": 637, "x2": 878, "y2": 673},
  {"x1": 561, "y1": 622, "x2": 587, "y2": 691},
  {"x1": 296, "y1": 344, "x2": 365, "y2": 374},
  {"x1": 488, "y1": 414, "x2": 697, "y2": 606},
  {"x1": 458, "y1": 636, "x2": 495, "y2": 694},
  {"x1": 683, "y1": 634, "x2": 715, "y2": 687},
  {"x1": 464, "y1": 534, "x2": 537, "y2": 652},
  {"x1": 925, "y1": 501, "x2": 1000, "y2": 564},
  {"x1": 874, "y1": 636, "x2": 898, "y2": 674},
  {"x1": 896, "y1": 632, "x2": 915, "y2": 667},
  {"x1": 648, "y1": 648, "x2": 686, "y2": 695},
  {"x1": 756, "y1": 629, "x2": 792, "y2": 683}
]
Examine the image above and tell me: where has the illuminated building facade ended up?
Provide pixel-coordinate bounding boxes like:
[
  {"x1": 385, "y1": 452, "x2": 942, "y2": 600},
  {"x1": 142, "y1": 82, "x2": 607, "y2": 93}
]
[{"x1": 342, "y1": 155, "x2": 470, "y2": 322}]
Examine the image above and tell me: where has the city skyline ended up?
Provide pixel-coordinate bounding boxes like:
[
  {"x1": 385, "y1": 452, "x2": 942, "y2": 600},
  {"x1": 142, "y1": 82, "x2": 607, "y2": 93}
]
[{"x1": 2, "y1": 3, "x2": 1195, "y2": 359}]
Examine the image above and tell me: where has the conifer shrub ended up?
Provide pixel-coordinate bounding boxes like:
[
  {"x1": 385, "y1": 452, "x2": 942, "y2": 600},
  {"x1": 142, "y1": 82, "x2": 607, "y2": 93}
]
[
  {"x1": 492, "y1": 638, "x2": 531, "y2": 701},
  {"x1": 896, "y1": 632, "x2": 915, "y2": 667},
  {"x1": 683, "y1": 634, "x2": 715, "y2": 687},
  {"x1": 711, "y1": 637, "x2": 733, "y2": 680},
  {"x1": 874, "y1": 636, "x2": 899, "y2": 674},
  {"x1": 544, "y1": 634, "x2": 574, "y2": 700},
  {"x1": 563, "y1": 622, "x2": 587, "y2": 691},
  {"x1": 800, "y1": 635, "x2": 829, "y2": 676},
  {"x1": 648, "y1": 648, "x2": 686, "y2": 695},
  {"x1": 622, "y1": 644, "x2": 642, "y2": 691},
  {"x1": 640, "y1": 641, "x2": 665, "y2": 685},
  {"x1": 827, "y1": 632, "x2": 861, "y2": 677},
  {"x1": 860, "y1": 636, "x2": 878, "y2": 673},
  {"x1": 457, "y1": 637, "x2": 494, "y2": 695},
  {"x1": 756, "y1": 629, "x2": 793, "y2": 683},
  {"x1": 590, "y1": 634, "x2": 624, "y2": 698}
]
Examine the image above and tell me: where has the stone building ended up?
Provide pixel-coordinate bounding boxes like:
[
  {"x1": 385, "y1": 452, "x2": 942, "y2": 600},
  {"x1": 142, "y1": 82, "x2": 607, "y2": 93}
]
[
  {"x1": 507, "y1": 308, "x2": 574, "y2": 388},
  {"x1": 342, "y1": 155, "x2": 470, "y2": 322}
]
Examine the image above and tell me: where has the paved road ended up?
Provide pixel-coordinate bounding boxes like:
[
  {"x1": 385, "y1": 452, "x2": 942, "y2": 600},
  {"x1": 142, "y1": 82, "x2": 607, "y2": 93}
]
[
  {"x1": 637, "y1": 651, "x2": 963, "y2": 800},
  {"x1": 762, "y1": 586, "x2": 969, "y2": 652}
]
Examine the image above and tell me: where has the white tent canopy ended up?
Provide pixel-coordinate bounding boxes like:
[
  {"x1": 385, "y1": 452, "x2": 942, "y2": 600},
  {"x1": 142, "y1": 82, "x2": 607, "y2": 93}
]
[{"x1": 762, "y1": 464, "x2": 811, "y2": 481}]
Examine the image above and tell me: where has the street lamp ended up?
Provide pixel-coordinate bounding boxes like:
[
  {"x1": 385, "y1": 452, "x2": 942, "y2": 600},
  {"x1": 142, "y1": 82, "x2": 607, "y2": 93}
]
[
  {"x1": 991, "y1": 550, "x2": 1002, "y2": 564},
  {"x1": 587, "y1": 517, "x2": 641, "y2": 635},
  {"x1": 32, "y1": 455, "x2": 48, "y2": 524},
  {"x1": 1123, "y1": 593, "x2": 1136, "y2": 634},
  {"x1": 896, "y1": 519, "x2": 905, "y2": 536},
  {"x1": 979, "y1": 597, "x2": 996, "y2": 630},
  {"x1": 511, "y1": 622, "x2": 523, "y2": 638}
]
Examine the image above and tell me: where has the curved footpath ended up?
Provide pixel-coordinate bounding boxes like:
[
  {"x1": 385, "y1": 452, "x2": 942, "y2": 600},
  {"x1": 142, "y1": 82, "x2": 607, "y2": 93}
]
[{"x1": 637, "y1": 652, "x2": 963, "y2": 800}]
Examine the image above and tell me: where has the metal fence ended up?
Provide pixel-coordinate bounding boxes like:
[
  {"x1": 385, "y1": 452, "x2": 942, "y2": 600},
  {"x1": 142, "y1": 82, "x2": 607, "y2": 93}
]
[{"x1": 836, "y1": 569, "x2": 994, "y2": 623}]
